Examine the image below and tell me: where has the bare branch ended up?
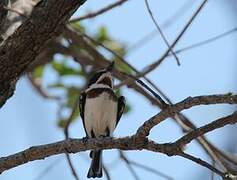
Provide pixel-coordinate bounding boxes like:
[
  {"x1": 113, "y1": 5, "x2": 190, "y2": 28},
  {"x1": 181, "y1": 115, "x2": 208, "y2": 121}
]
[
  {"x1": 146, "y1": 140, "x2": 227, "y2": 179},
  {"x1": 173, "y1": 26, "x2": 237, "y2": 55},
  {"x1": 119, "y1": 151, "x2": 140, "y2": 180},
  {"x1": 129, "y1": 160, "x2": 174, "y2": 180},
  {"x1": 0, "y1": 136, "x2": 228, "y2": 179},
  {"x1": 77, "y1": 30, "x2": 168, "y2": 108},
  {"x1": 126, "y1": 0, "x2": 208, "y2": 83},
  {"x1": 120, "y1": 150, "x2": 174, "y2": 180},
  {"x1": 120, "y1": 72, "x2": 168, "y2": 108},
  {"x1": 102, "y1": 165, "x2": 111, "y2": 180},
  {"x1": 175, "y1": 112, "x2": 237, "y2": 147},
  {"x1": 63, "y1": 26, "x2": 165, "y2": 107},
  {"x1": 27, "y1": 74, "x2": 61, "y2": 100},
  {"x1": 44, "y1": 25, "x2": 237, "y2": 174},
  {"x1": 65, "y1": 154, "x2": 80, "y2": 180},
  {"x1": 64, "y1": 99, "x2": 79, "y2": 139},
  {"x1": 33, "y1": 158, "x2": 62, "y2": 180},
  {"x1": 137, "y1": 93, "x2": 237, "y2": 137},
  {"x1": 127, "y1": 0, "x2": 195, "y2": 53},
  {"x1": 69, "y1": 0, "x2": 129, "y2": 23},
  {"x1": 64, "y1": 99, "x2": 80, "y2": 180},
  {"x1": 0, "y1": 94, "x2": 237, "y2": 179},
  {"x1": 0, "y1": 136, "x2": 145, "y2": 174},
  {"x1": 144, "y1": 0, "x2": 180, "y2": 65},
  {"x1": 179, "y1": 152, "x2": 226, "y2": 178}
]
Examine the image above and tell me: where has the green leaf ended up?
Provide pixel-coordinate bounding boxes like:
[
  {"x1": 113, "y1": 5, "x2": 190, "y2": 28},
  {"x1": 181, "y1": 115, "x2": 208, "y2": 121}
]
[
  {"x1": 57, "y1": 119, "x2": 67, "y2": 128},
  {"x1": 95, "y1": 26, "x2": 110, "y2": 43},
  {"x1": 51, "y1": 61, "x2": 80, "y2": 76},
  {"x1": 32, "y1": 65, "x2": 45, "y2": 79},
  {"x1": 124, "y1": 104, "x2": 131, "y2": 114},
  {"x1": 57, "y1": 108, "x2": 80, "y2": 129},
  {"x1": 71, "y1": 107, "x2": 80, "y2": 122},
  {"x1": 115, "y1": 89, "x2": 121, "y2": 97},
  {"x1": 115, "y1": 60, "x2": 133, "y2": 74},
  {"x1": 66, "y1": 86, "x2": 79, "y2": 108},
  {"x1": 47, "y1": 82, "x2": 66, "y2": 89},
  {"x1": 70, "y1": 22, "x2": 86, "y2": 33}
]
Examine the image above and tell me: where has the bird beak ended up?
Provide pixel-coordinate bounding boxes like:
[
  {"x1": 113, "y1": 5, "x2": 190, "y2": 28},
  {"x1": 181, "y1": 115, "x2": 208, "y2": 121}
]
[{"x1": 106, "y1": 61, "x2": 114, "y2": 72}]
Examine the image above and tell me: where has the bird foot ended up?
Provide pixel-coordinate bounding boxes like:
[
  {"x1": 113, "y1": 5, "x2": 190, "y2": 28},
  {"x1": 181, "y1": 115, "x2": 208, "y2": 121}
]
[{"x1": 82, "y1": 136, "x2": 88, "y2": 143}]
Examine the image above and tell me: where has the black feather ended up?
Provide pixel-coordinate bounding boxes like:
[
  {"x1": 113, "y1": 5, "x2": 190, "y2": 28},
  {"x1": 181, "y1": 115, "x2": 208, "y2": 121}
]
[
  {"x1": 116, "y1": 96, "x2": 125, "y2": 125},
  {"x1": 79, "y1": 92, "x2": 88, "y2": 136},
  {"x1": 87, "y1": 71, "x2": 106, "y2": 87},
  {"x1": 87, "y1": 150, "x2": 102, "y2": 178}
]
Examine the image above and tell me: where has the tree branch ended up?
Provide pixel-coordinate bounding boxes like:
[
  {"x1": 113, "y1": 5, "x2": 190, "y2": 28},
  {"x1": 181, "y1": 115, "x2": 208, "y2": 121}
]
[
  {"x1": 1, "y1": 93, "x2": 237, "y2": 179},
  {"x1": 0, "y1": 0, "x2": 86, "y2": 108},
  {"x1": 64, "y1": 23, "x2": 237, "y2": 172},
  {"x1": 144, "y1": 0, "x2": 180, "y2": 65},
  {"x1": 123, "y1": 0, "x2": 208, "y2": 84},
  {"x1": 136, "y1": 93, "x2": 237, "y2": 137},
  {"x1": 0, "y1": 0, "x2": 9, "y2": 32},
  {"x1": 69, "y1": 0, "x2": 129, "y2": 22},
  {"x1": 175, "y1": 112, "x2": 237, "y2": 146},
  {"x1": 0, "y1": 136, "x2": 145, "y2": 174}
]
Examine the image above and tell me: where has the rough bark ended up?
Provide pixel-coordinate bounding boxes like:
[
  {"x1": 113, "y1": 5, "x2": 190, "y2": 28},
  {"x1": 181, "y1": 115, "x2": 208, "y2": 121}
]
[
  {"x1": 0, "y1": 0, "x2": 86, "y2": 108},
  {"x1": 0, "y1": 93, "x2": 237, "y2": 179}
]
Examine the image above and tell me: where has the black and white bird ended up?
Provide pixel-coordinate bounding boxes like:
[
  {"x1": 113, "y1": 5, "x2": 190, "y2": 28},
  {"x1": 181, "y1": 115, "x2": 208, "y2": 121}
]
[{"x1": 79, "y1": 62, "x2": 125, "y2": 178}]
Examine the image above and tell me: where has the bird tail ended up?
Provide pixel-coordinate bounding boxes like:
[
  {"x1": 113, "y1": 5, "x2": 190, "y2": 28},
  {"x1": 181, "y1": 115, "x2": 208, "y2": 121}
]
[{"x1": 87, "y1": 150, "x2": 103, "y2": 178}]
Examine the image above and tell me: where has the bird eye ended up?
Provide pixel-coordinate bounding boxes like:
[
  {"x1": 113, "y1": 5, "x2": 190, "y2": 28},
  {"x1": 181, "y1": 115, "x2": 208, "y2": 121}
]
[{"x1": 87, "y1": 71, "x2": 104, "y2": 87}]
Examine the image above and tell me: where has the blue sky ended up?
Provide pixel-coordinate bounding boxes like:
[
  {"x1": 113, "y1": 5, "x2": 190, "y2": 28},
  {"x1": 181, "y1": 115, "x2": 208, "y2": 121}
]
[{"x1": 0, "y1": 0, "x2": 237, "y2": 180}]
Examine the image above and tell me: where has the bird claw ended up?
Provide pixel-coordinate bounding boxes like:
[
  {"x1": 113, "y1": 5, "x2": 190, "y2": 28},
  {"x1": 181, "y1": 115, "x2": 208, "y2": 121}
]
[
  {"x1": 99, "y1": 135, "x2": 107, "y2": 138},
  {"x1": 82, "y1": 136, "x2": 88, "y2": 143}
]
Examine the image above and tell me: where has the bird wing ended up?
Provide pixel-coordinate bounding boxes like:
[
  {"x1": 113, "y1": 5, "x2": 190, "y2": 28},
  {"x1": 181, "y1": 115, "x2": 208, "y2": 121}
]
[
  {"x1": 79, "y1": 91, "x2": 88, "y2": 136},
  {"x1": 116, "y1": 96, "x2": 125, "y2": 126}
]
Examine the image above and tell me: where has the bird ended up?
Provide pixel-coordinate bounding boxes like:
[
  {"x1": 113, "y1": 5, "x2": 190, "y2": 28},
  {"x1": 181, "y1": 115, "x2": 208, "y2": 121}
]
[{"x1": 79, "y1": 62, "x2": 125, "y2": 178}]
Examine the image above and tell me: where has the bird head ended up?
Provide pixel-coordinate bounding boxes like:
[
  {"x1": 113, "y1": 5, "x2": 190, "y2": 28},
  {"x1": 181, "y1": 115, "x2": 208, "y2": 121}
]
[{"x1": 88, "y1": 62, "x2": 114, "y2": 88}]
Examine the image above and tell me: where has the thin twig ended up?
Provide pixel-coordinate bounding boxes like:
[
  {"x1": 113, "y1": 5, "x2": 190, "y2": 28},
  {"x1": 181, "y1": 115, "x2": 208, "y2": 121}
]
[
  {"x1": 64, "y1": 26, "x2": 166, "y2": 108},
  {"x1": 65, "y1": 154, "x2": 80, "y2": 180},
  {"x1": 129, "y1": 160, "x2": 174, "y2": 180},
  {"x1": 127, "y1": 0, "x2": 195, "y2": 53},
  {"x1": 173, "y1": 27, "x2": 237, "y2": 55},
  {"x1": 78, "y1": 30, "x2": 168, "y2": 107},
  {"x1": 102, "y1": 165, "x2": 112, "y2": 180},
  {"x1": 205, "y1": 141, "x2": 237, "y2": 172},
  {"x1": 69, "y1": 0, "x2": 130, "y2": 23},
  {"x1": 64, "y1": 99, "x2": 79, "y2": 138},
  {"x1": 175, "y1": 111, "x2": 237, "y2": 147},
  {"x1": 64, "y1": 99, "x2": 80, "y2": 180},
  {"x1": 125, "y1": 0, "x2": 208, "y2": 83},
  {"x1": 211, "y1": 160, "x2": 215, "y2": 180},
  {"x1": 120, "y1": 71, "x2": 168, "y2": 108},
  {"x1": 27, "y1": 74, "x2": 61, "y2": 100},
  {"x1": 144, "y1": 0, "x2": 180, "y2": 65},
  {"x1": 153, "y1": 0, "x2": 208, "y2": 67},
  {"x1": 76, "y1": 29, "x2": 171, "y2": 108},
  {"x1": 180, "y1": 152, "x2": 226, "y2": 178},
  {"x1": 119, "y1": 151, "x2": 141, "y2": 180},
  {"x1": 137, "y1": 93, "x2": 237, "y2": 137},
  {"x1": 33, "y1": 158, "x2": 63, "y2": 180},
  {"x1": 68, "y1": 28, "x2": 167, "y2": 107}
]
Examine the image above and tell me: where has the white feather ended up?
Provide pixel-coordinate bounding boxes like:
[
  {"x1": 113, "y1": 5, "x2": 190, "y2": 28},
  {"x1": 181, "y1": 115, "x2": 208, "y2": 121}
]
[
  {"x1": 84, "y1": 91, "x2": 117, "y2": 137},
  {"x1": 85, "y1": 84, "x2": 111, "y2": 93}
]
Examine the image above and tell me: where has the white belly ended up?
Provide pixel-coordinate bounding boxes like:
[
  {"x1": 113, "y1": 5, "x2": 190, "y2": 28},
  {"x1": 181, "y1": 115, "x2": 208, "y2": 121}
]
[{"x1": 84, "y1": 92, "x2": 117, "y2": 137}]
